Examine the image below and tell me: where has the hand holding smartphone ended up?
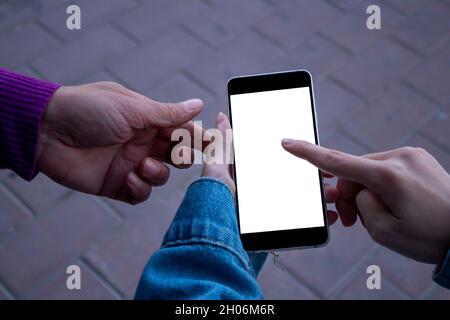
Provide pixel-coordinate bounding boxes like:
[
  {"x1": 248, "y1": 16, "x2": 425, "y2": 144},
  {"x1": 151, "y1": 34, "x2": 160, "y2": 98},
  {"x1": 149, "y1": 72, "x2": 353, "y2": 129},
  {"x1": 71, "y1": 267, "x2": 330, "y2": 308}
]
[{"x1": 227, "y1": 70, "x2": 329, "y2": 252}]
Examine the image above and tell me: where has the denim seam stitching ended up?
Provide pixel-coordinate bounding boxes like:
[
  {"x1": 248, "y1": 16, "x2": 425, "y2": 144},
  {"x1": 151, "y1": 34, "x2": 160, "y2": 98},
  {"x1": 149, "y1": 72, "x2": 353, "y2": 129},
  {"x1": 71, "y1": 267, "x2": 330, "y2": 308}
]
[
  {"x1": 189, "y1": 177, "x2": 233, "y2": 197},
  {"x1": 162, "y1": 237, "x2": 255, "y2": 276}
]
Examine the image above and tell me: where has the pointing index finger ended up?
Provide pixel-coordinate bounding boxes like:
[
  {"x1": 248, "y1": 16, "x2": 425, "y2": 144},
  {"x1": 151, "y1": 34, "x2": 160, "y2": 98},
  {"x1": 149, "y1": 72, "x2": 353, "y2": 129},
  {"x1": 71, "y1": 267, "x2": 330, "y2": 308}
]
[{"x1": 281, "y1": 139, "x2": 381, "y2": 190}]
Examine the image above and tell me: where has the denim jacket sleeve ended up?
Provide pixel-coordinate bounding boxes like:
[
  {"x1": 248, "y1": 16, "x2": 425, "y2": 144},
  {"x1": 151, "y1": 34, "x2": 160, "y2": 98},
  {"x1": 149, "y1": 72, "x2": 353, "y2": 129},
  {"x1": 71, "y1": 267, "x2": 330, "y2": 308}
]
[{"x1": 134, "y1": 177, "x2": 267, "y2": 300}]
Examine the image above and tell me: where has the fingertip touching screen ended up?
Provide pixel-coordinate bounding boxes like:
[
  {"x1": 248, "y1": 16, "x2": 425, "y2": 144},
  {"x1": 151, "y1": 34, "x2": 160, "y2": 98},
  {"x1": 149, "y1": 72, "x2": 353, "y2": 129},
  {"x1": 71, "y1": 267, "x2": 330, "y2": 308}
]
[{"x1": 230, "y1": 87, "x2": 324, "y2": 234}]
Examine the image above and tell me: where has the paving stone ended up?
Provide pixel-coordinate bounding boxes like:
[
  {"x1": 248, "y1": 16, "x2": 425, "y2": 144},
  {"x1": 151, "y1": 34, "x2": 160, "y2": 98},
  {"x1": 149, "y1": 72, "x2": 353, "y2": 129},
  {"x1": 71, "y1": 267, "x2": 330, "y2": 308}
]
[
  {"x1": 3, "y1": 173, "x2": 71, "y2": 216},
  {"x1": 342, "y1": 84, "x2": 436, "y2": 151},
  {"x1": 214, "y1": 30, "x2": 286, "y2": 78},
  {"x1": 0, "y1": 283, "x2": 14, "y2": 300},
  {"x1": 254, "y1": 0, "x2": 341, "y2": 49},
  {"x1": 314, "y1": 78, "x2": 366, "y2": 140},
  {"x1": 84, "y1": 166, "x2": 202, "y2": 297},
  {"x1": 332, "y1": 262, "x2": 407, "y2": 299},
  {"x1": 183, "y1": 0, "x2": 273, "y2": 48},
  {"x1": 424, "y1": 284, "x2": 450, "y2": 299},
  {"x1": 29, "y1": 260, "x2": 120, "y2": 299},
  {"x1": 0, "y1": 183, "x2": 32, "y2": 242},
  {"x1": 406, "y1": 41, "x2": 450, "y2": 105},
  {"x1": 38, "y1": 0, "x2": 139, "y2": 41},
  {"x1": 334, "y1": 38, "x2": 420, "y2": 100},
  {"x1": 117, "y1": 0, "x2": 207, "y2": 44},
  {"x1": 382, "y1": 0, "x2": 429, "y2": 14},
  {"x1": 363, "y1": 248, "x2": 436, "y2": 298},
  {"x1": 258, "y1": 260, "x2": 318, "y2": 299},
  {"x1": 32, "y1": 24, "x2": 137, "y2": 84},
  {"x1": 0, "y1": 0, "x2": 65, "y2": 31},
  {"x1": 288, "y1": 35, "x2": 351, "y2": 82},
  {"x1": 0, "y1": 21, "x2": 60, "y2": 70},
  {"x1": 323, "y1": 3, "x2": 404, "y2": 54},
  {"x1": 110, "y1": 27, "x2": 211, "y2": 93},
  {"x1": 0, "y1": 169, "x2": 15, "y2": 182},
  {"x1": 392, "y1": 0, "x2": 450, "y2": 55},
  {"x1": 321, "y1": 130, "x2": 370, "y2": 155},
  {"x1": 148, "y1": 72, "x2": 215, "y2": 108},
  {"x1": 420, "y1": 109, "x2": 450, "y2": 152},
  {"x1": 278, "y1": 222, "x2": 375, "y2": 297},
  {"x1": 0, "y1": 193, "x2": 120, "y2": 297}
]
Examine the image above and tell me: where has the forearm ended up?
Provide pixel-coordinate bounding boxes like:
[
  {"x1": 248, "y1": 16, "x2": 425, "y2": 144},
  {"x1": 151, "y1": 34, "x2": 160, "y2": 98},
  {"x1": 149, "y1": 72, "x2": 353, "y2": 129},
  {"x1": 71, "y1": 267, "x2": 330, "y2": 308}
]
[
  {"x1": 135, "y1": 178, "x2": 266, "y2": 300},
  {"x1": 0, "y1": 68, "x2": 60, "y2": 180}
]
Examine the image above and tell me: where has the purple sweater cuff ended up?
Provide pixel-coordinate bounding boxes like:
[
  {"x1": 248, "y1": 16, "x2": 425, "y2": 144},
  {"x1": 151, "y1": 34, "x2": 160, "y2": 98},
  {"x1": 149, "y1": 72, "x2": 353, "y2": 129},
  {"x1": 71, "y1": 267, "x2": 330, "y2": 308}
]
[{"x1": 0, "y1": 68, "x2": 60, "y2": 180}]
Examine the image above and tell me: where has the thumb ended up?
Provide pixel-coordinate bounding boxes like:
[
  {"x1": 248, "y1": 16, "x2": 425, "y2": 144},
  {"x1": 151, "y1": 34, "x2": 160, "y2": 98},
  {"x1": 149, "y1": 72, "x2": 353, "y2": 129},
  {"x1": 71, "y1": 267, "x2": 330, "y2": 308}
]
[
  {"x1": 203, "y1": 112, "x2": 232, "y2": 167},
  {"x1": 356, "y1": 189, "x2": 393, "y2": 239},
  {"x1": 143, "y1": 98, "x2": 204, "y2": 128},
  {"x1": 201, "y1": 112, "x2": 235, "y2": 193}
]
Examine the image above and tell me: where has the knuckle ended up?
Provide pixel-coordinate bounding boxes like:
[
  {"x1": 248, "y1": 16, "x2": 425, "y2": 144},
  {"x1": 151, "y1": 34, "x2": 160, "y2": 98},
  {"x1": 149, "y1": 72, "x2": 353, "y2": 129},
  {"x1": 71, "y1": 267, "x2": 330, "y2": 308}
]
[
  {"x1": 100, "y1": 81, "x2": 125, "y2": 90},
  {"x1": 414, "y1": 147, "x2": 429, "y2": 156},
  {"x1": 398, "y1": 146, "x2": 422, "y2": 160},
  {"x1": 376, "y1": 164, "x2": 398, "y2": 185}
]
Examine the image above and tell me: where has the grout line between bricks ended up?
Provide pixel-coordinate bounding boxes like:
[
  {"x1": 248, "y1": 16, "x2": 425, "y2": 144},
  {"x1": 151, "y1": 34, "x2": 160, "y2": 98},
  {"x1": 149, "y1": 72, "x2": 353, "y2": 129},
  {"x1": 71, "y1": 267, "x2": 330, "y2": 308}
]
[
  {"x1": 323, "y1": 0, "x2": 347, "y2": 13},
  {"x1": 250, "y1": 26, "x2": 286, "y2": 51},
  {"x1": 78, "y1": 259, "x2": 123, "y2": 300},
  {"x1": 274, "y1": 259, "x2": 324, "y2": 299},
  {"x1": 180, "y1": 68, "x2": 218, "y2": 98},
  {"x1": 401, "y1": 80, "x2": 445, "y2": 109},
  {"x1": 336, "y1": 126, "x2": 373, "y2": 153},
  {"x1": 26, "y1": 63, "x2": 47, "y2": 80},
  {"x1": 110, "y1": 21, "x2": 142, "y2": 47},
  {"x1": 199, "y1": 0, "x2": 213, "y2": 7},
  {"x1": 93, "y1": 197, "x2": 124, "y2": 222},
  {"x1": 33, "y1": 18, "x2": 66, "y2": 45},
  {"x1": 250, "y1": 25, "x2": 287, "y2": 53},
  {"x1": 396, "y1": 107, "x2": 441, "y2": 146},
  {"x1": 380, "y1": 275, "x2": 413, "y2": 300},
  {"x1": 0, "y1": 281, "x2": 16, "y2": 300},
  {"x1": 178, "y1": 22, "x2": 217, "y2": 50},
  {"x1": 388, "y1": 34, "x2": 426, "y2": 59},
  {"x1": 79, "y1": 256, "x2": 126, "y2": 299},
  {"x1": 326, "y1": 244, "x2": 379, "y2": 298},
  {"x1": 419, "y1": 131, "x2": 450, "y2": 155},
  {"x1": 328, "y1": 75, "x2": 370, "y2": 105},
  {"x1": 317, "y1": 32, "x2": 354, "y2": 57},
  {"x1": 419, "y1": 282, "x2": 439, "y2": 300},
  {"x1": 0, "y1": 181, "x2": 34, "y2": 219}
]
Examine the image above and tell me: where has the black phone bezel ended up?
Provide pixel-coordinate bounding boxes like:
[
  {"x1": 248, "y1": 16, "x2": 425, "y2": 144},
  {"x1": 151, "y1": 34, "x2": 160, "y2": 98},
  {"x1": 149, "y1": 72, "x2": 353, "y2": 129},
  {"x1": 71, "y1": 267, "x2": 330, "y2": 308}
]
[{"x1": 227, "y1": 70, "x2": 329, "y2": 252}]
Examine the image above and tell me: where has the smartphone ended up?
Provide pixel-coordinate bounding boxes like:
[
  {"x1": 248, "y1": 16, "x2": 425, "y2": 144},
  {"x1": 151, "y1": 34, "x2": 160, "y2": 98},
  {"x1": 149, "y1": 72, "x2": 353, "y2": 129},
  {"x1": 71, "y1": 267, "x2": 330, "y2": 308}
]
[{"x1": 227, "y1": 70, "x2": 328, "y2": 252}]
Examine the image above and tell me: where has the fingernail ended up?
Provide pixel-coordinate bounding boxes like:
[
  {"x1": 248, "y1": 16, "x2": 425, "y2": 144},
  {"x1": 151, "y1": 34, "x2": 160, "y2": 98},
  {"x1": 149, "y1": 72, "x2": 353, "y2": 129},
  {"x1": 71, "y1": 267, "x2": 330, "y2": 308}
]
[
  {"x1": 217, "y1": 112, "x2": 226, "y2": 124},
  {"x1": 144, "y1": 159, "x2": 158, "y2": 174},
  {"x1": 182, "y1": 99, "x2": 203, "y2": 112},
  {"x1": 281, "y1": 138, "x2": 295, "y2": 147}
]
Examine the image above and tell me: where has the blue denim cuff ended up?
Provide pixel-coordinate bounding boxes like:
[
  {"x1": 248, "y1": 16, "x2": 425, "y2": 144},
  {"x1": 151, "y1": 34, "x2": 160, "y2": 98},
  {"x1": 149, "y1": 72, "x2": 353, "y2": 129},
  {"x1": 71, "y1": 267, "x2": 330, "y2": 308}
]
[
  {"x1": 161, "y1": 177, "x2": 258, "y2": 275},
  {"x1": 433, "y1": 249, "x2": 450, "y2": 289}
]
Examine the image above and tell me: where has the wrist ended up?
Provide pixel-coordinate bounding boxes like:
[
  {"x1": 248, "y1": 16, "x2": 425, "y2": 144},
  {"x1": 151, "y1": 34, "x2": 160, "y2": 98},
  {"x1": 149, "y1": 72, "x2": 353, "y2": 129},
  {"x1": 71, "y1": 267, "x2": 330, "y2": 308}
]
[
  {"x1": 201, "y1": 167, "x2": 236, "y2": 195},
  {"x1": 36, "y1": 86, "x2": 67, "y2": 172}
]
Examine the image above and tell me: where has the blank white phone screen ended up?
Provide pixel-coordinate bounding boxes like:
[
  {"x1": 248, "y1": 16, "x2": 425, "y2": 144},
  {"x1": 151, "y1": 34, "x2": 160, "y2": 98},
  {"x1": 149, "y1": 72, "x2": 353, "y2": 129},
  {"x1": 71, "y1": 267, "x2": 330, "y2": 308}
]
[{"x1": 230, "y1": 87, "x2": 325, "y2": 234}]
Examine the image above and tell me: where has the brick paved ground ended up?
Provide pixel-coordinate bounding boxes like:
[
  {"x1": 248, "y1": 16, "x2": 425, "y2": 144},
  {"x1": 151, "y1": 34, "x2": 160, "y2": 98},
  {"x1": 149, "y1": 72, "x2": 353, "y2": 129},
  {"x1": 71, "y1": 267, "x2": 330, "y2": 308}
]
[{"x1": 0, "y1": 0, "x2": 450, "y2": 299}]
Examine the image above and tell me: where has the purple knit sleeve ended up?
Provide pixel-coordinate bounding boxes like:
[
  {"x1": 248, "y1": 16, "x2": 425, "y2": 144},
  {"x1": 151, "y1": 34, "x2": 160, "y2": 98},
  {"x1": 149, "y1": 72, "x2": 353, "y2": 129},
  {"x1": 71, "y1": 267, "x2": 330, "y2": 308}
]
[{"x1": 0, "y1": 68, "x2": 61, "y2": 180}]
